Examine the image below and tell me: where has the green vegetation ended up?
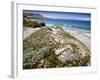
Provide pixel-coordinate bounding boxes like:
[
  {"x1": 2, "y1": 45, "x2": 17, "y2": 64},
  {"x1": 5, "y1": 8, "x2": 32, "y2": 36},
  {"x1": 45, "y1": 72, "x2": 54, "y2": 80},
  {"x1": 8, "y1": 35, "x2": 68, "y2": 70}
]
[
  {"x1": 23, "y1": 19, "x2": 38, "y2": 27},
  {"x1": 23, "y1": 18, "x2": 45, "y2": 27},
  {"x1": 23, "y1": 25, "x2": 90, "y2": 69}
]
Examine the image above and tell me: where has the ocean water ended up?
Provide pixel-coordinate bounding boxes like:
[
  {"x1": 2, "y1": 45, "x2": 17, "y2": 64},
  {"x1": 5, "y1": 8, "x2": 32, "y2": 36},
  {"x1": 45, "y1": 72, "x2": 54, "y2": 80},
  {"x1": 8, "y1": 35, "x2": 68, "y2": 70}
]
[{"x1": 32, "y1": 18, "x2": 91, "y2": 31}]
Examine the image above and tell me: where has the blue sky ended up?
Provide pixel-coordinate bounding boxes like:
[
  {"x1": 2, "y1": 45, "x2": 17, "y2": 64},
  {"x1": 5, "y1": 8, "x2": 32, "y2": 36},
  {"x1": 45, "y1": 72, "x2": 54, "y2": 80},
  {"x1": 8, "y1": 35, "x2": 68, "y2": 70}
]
[{"x1": 23, "y1": 10, "x2": 91, "y2": 21}]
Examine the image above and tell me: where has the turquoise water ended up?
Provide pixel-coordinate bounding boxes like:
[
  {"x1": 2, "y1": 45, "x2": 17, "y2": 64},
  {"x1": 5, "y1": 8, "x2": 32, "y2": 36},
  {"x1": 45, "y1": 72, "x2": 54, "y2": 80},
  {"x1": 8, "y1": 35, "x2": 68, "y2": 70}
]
[{"x1": 32, "y1": 18, "x2": 91, "y2": 31}]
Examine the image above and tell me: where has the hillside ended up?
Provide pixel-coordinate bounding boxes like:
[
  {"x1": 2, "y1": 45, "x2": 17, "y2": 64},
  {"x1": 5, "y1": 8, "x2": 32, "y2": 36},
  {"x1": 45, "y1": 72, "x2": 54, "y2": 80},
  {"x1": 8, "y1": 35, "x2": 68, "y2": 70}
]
[
  {"x1": 23, "y1": 25, "x2": 90, "y2": 69},
  {"x1": 23, "y1": 13, "x2": 45, "y2": 19}
]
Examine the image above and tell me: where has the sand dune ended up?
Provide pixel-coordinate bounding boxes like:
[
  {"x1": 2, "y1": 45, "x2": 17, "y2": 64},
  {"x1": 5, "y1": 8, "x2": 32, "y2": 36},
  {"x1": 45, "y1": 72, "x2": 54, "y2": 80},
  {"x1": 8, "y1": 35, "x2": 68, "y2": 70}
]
[{"x1": 23, "y1": 26, "x2": 91, "y2": 69}]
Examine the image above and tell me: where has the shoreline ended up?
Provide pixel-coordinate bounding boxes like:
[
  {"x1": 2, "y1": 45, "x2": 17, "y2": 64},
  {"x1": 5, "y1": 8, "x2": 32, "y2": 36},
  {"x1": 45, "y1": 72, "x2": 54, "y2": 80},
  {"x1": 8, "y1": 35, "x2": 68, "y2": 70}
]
[{"x1": 46, "y1": 24, "x2": 90, "y2": 33}]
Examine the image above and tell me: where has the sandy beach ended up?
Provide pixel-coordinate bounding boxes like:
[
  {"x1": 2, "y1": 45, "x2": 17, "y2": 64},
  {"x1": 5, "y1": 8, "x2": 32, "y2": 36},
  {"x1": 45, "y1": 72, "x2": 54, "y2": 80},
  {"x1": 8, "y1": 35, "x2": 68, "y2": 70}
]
[
  {"x1": 23, "y1": 27, "x2": 40, "y2": 39},
  {"x1": 64, "y1": 27, "x2": 91, "y2": 50}
]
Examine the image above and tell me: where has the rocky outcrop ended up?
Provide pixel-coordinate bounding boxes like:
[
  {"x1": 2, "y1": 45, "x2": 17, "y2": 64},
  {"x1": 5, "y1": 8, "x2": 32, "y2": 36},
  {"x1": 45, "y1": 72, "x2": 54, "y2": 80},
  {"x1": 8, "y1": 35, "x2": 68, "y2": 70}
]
[{"x1": 32, "y1": 22, "x2": 45, "y2": 28}]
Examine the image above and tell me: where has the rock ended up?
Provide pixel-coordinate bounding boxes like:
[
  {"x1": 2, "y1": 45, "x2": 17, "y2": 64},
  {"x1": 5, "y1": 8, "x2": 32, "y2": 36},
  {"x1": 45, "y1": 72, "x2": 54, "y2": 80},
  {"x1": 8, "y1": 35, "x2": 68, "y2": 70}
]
[
  {"x1": 32, "y1": 22, "x2": 45, "y2": 28},
  {"x1": 40, "y1": 22, "x2": 45, "y2": 26}
]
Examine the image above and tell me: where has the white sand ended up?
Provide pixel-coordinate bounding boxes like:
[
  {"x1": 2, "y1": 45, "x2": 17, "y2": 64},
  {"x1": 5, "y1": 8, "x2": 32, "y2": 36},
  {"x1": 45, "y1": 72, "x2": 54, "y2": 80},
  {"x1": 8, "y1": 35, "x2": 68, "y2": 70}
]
[
  {"x1": 65, "y1": 28, "x2": 91, "y2": 50},
  {"x1": 23, "y1": 27, "x2": 40, "y2": 39}
]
